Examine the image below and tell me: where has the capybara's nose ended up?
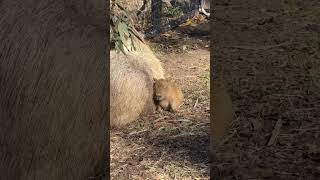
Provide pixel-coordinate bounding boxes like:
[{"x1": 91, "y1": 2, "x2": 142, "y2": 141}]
[{"x1": 155, "y1": 95, "x2": 162, "y2": 101}]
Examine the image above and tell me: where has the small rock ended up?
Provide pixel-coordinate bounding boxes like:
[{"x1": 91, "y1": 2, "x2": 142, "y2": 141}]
[{"x1": 182, "y1": 45, "x2": 187, "y2": 51}]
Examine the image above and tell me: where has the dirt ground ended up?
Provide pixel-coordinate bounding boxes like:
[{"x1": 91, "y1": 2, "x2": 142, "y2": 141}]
[
  {"x1": 211, "y1": 0, "x2": 319, "y2": 179},
  {"x1": 111, "y1": 0, "x2": 319, "y2": 179}
]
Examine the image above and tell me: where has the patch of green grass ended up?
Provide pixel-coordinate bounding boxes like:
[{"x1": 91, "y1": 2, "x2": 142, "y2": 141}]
[{"x1": 163, "y1": 5, "x2": 183, "y2": 18}]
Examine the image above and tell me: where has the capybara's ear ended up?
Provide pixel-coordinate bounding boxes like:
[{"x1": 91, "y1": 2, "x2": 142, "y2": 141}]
[
  {"x1": 165, "y1": 74, "x2": 171, "y2": 79},
  {"x1": 153, "y1": 78, "x2": 158, "y2": 83}
]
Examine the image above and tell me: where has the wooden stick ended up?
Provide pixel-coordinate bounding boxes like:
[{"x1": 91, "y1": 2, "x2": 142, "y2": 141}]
[{"x1": 267, "y1": 116, "x2": 283, "y2": 146}]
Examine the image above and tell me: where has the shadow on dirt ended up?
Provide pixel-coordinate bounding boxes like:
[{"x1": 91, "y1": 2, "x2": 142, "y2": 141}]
[
  {"x1": 117, "y1": 125, "x2": 210, "y2": 166},
  {"x1": 147, "y1": 133, "x2": 209, "y2": 164}
]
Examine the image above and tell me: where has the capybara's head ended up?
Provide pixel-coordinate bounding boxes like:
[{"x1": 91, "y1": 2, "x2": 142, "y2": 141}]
[
  {"x1": 153, "y1": 78, "x2": 183, "y2": 112},
  {"x1": 153, "y1": 79, "x2": 169, "y2": 102}
]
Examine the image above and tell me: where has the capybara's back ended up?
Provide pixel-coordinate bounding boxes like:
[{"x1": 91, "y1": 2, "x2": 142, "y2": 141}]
[
  {"x1": 128, "y1": 36, "x2": 166, "y2": 80},
  {"x1": 0, "y1": 1, "x2": 107, "y2": 179},
  {"x1": 110, "y1": 50, "x2": 155, "y2": 127}
]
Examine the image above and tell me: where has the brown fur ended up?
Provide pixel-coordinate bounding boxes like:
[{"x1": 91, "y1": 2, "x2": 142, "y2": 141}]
[
  {"x1": 130, "y1": 36, "x2": 166, "y2": 80},
  {"x1": 0, "y1": 1, "x2": 107, "y2": 179},
  {"x1": 153, "y1": 79, "x2": 184, "y2": 112},
  {"x1": 110, "y1": 38, "x2": 165, "y2": 127},
  {"x1": 110, "y1": 50, "x2": 154, "y2": 127}
]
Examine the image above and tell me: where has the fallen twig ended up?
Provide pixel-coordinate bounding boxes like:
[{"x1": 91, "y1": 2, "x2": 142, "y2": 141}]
[
  {"x1": 226, "y1": 42, "x2": 290, "y2": 51},
  {"x1": 167, "y1": 118, "x2": 191, "y2": 123},
  {"x1": 194, "y1": 98, "x2": 199, "y2": 108},
  {"x1": 129, "y1": 129, "x2": 148, "y2": 136},
  {"x1": 154, "y1": 116, "x2": 169, "y2": 123},
  {"x1": 267, "y1": 116, "x2": 283, "y2": 146}
]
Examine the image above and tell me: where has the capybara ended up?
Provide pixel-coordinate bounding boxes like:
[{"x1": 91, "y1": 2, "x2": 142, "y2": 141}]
[
  {"x1": 0, "y1": 0, "x2": 107, "y2": 179},
  {"x1": 153, "y1": 78, "x2": 184, "y2": 112},
  {"x1": 110, "y1": 36, "x2": 166, "y2": 127}
]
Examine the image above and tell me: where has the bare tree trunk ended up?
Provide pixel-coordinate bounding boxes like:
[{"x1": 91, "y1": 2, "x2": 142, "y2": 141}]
[{"x1": 151, "y1": 0, "x2": 162, "y2": 31}]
